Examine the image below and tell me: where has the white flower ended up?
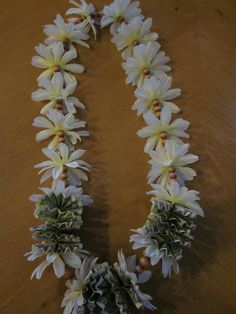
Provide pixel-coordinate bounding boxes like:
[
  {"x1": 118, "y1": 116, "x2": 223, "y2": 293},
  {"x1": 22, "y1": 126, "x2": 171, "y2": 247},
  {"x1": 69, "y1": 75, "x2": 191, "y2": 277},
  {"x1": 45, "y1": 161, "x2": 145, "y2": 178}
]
[
  {"x1": 66, "y1": 0, "x2": 97, "y2": 38},
  {"x1": 32, "y1": 42, "x2": 84, "y2": 84},
  {"x1": 130, "y1": 228, "x2": 179, "y2": 277},
  {"x1": 33, "y1": 109, "x2": 89, "y2": 150},
  {"x1": 148, "y1": 141, "x2": 198, "y2": 186},
  {"x1": 61, "y1": 257, "x2": 98, "y2": 314},
  {"x1": 25, "y1": 248, "x2": 82, "y2": 279},
  {"x1": 101, "y1": 0, "x2": 143, "y2": 35},
  {"x1": 147, "y1": 181, "x2": 204, "y2": 217},
  {"x1": 122, "y1": 42, "x2": 171, "y2": 87},
  {"x1": 44, "y1": 14, "x2": 89, "y2": 48},
  {"x1": 115, "y1": 250, "x2": 152, "y2": 285},
  {"x1": 34, "y1": 143, "x2": 91, "y2": 185},
  {"x1": 29, "y1": 179, "x2": 92, "y2": 207},
  {"x1": 32, "y1": 73, "x2": 84, "y2": 115},
  {"x1": 114, "y1": 250, "x2": 156, "y2": 311},
  {"x1": 137, "y1": 107, "x2": 189, "y2": 152},
  {"x1": 133, "y1": 75, "x2": 181, "y2": 115},
  {"x1": 112, "y1": 17, "x2": 158, "y2": 59}
]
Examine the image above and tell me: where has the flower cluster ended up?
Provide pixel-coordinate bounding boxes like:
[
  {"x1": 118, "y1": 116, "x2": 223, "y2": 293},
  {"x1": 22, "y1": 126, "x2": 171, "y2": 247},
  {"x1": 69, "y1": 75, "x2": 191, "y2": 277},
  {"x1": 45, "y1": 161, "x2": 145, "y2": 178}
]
[
  {"x1": 33, "y1": 108, "x2": 89, "y2": 149},
  {"x1": 61, "y1": 251, "x2": 155, "y2": 313},
  {"x1": 28, "y1": 1, "x2": 93, "y2": 284},
  {"x1": 66, "y1": 0, "x2": 99, "y2": 38}
]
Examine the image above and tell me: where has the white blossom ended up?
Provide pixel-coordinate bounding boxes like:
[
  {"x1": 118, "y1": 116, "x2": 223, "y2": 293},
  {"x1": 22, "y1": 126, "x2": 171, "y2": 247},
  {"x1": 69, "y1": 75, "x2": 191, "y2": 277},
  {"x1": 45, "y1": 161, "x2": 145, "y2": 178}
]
[
  {"x1": 115, "y1": 250, "x2": 156, "y2": 311},
  {"x1": 33, "y1": 109, "x2": 89, "y2": 150},
  {"x1": 34, "y1": 143, "x2": 91, "y2": 185},
  {"x1": 112, "y1": 17, "x2": 158, "y2": 59},
  {"x1": 32, "y1": 73, "x2": 84, "y2": 115},
  {"x1": 61, "y1": 257, "x2": 98, "y2": 314},
  {"x1": 133, "y1": 75, "x2": 181, "y2": 115},
  {"x1": 66, "y1": 0, "x2": 97, "y2": 38},
  {"x1": 30, "y1": 180, "x2": 92, "y2": 207},
  {"x1": 25, "y1": 248, "x2": 82, "y2": 280},
  {"x1": 32, "y1": 42, "x2": 84, "y2": 84},
  {"x1": 44, "y1": 14, "x2": 90, "y2": 48},
  {"x1": 148, "y1": 141, "x2": 198, "y2": 186},
  {"x1": 147, "y1": 181, "x2": 204, "y2": 217},
  {"x1": 122, "y1": 42, "x2": 171, "y2": 87},
  {"x1": 115, "y1": 250, "x2": 152, "y2": 285},
  {"x1": 130, "y1": 228, "x2": 180, "y2": 278},
  {"x1": 137, "y1": 107, "x2": 189, "y2": 152},
  {"x1": 101, "y1": 0, "x2": 143, "y2": 35}
]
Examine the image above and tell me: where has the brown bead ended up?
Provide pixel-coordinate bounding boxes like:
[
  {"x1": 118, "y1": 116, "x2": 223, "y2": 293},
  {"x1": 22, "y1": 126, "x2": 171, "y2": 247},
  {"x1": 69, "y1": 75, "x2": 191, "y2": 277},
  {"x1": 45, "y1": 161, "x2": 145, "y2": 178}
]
[
  {"x1": 63, "y1": 39, "x2": 70, "y2": 51},
  {"x1": 57, "y1": 130, "x2": 65, "y2": 138},
  {"x1": 169, "y1": 173, "x2": 177, "y2": 180},
  {"x1": 55, "y1": 98, "x2": 63, "y2": 104},
  {"x1": 117, "y1": 16, "x2": 125, "y2": 24},
  {"x1": 168, "y1": 166, "x2": 176, "y2": 173},
  {"x1": 152, "y1": 99, "x2": 159, "y2": 107},
  {"x1": 98, "y1": 10, "x2": 104, "y2": 17},
  {"x1": 159, "y1": 132, "x2": 167, "y2": 140},
  {"x1": 143, "y1": 68, "x2": 150, "y2": 76},
  {"x1": 139, "y1": 256, "x2": 150, "y2": 269},
  {"x1": 61, "y1": 172, "x2": 68, "y2": 180},
  {"x1": 63, "y1": 166, "x2": 68, "y2": 173},
  {"x1": 133, "y1": 40, "x2": 140, "y2": 46},
  {"x1": 155, "y1": 111, "x2": 161, "y2": 118},
  {"x1": 136, "y1": 265, "x2": 143, "y2": 274},
  {"x1": 154, "y1": 106, "x2": 162, "y2": 113},
  {"x1": 55, "y1": 103, "x2": 63, "y2": 110},
  {"x1": 58, "y1": 137, "x2": 65, "y2": 143},
  {"x1": 54, "y1": 65, "x2": 61, "y2": 72}
]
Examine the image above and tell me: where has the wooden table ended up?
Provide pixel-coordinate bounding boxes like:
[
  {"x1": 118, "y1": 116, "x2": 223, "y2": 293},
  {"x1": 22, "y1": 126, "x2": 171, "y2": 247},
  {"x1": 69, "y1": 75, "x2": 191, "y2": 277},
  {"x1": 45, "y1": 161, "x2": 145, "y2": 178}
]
[{"x1": 0, "y1": 0, "x2": 236, "y2": 313}]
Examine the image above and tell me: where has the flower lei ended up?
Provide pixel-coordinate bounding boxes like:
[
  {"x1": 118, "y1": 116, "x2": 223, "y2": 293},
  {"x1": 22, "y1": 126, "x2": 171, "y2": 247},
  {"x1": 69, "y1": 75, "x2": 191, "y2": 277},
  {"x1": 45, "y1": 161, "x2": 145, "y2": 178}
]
[{"x1": 26, "y1": 0, "x2": 204, "y2": 313}]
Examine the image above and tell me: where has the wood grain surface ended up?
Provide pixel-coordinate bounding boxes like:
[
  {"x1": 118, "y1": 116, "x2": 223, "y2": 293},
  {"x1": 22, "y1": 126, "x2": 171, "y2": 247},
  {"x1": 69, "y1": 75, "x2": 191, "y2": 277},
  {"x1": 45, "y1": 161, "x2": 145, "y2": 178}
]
[{"x1": 0, "y1": 0, "x2": 236, "y2": 313}]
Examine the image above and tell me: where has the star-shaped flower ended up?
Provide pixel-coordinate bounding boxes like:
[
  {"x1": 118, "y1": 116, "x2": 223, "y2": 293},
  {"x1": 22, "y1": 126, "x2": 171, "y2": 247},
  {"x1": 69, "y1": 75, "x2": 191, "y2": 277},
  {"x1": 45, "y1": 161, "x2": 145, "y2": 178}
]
[
  {"x1": 33, "y1": 108, "x2": 89, "y2": 150},
  {"x1": 112, "y1": 17, "x2": 158, "y2": 59},
  {"x1": 130, "y1": 228, "x2": 180, "y2": 278},
  {"x1": 25, "y1": 248, "x2": 82, "y2": 280},
  {"x1": 147, "y1": 181, "x2": 204, "y2": 217},
  {"x1": 101, "y1": 0, "x2": 143, "y2": 35},
  {"x1": 61, "y1": 257, "x2": 98, "y2": 314},
  {"x1": 43, "y1": 14, "x2": 90, "y2": 48},
  {"x1": 122, "y1": 42, "x2": 171, "y2": 87},
  {"x1": 34, "y1": 143, "x2": 91, "y2": 185},
  {"x1": 114, "y1": 250, "x2": 156, "y2": 311},
  {"x1": 30, "y1": 180, "x2": 92, "y2": 207},
  {"x1": 137, "y1": 107, "x2": 189, "y2": 152},
  {"x1": 148, "y1": 141, "x2": 198, "y2": 186},
  {"x1": 133, "y1": 75, "x2": 181, "y2": 115},
  {"x1": 31, "y1": 73, "x2": 84, "y2": 115},
  {"x1": 66, "y1": 0, "x2": 98, "y2": 38},
  {"x1": 32, "y1": 42, "x2": 84, "y2": 84}
]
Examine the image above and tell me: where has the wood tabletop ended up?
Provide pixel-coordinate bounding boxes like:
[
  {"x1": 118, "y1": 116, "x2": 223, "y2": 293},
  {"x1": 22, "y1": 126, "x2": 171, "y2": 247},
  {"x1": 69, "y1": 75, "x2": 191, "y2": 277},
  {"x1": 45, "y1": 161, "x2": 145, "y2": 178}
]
[{"x1": 0, "y1": 0, "x2": 236, "y2": 313}]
